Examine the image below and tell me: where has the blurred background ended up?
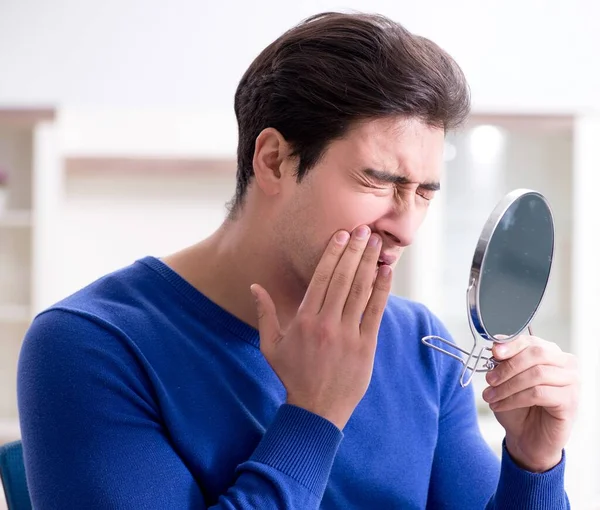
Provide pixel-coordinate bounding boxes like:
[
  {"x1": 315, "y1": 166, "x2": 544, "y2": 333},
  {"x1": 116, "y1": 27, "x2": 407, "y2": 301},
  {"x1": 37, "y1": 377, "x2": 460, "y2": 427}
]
[{"x1": 0, "y1": 0, "x2": 599, "y2": 508}]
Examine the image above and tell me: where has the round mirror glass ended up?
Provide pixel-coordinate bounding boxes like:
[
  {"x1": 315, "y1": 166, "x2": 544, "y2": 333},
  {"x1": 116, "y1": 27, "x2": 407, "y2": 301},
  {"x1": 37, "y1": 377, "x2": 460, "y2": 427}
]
[{"x1": 477, "y1": 192, "x2": 554, "y2": 340}]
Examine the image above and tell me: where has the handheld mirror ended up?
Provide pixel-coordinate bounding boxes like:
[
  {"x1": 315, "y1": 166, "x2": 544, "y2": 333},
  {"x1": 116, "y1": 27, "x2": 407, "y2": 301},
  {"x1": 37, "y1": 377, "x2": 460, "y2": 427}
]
[{"x1": 422, "y1": 189, "x2": 555, "y2": 387}]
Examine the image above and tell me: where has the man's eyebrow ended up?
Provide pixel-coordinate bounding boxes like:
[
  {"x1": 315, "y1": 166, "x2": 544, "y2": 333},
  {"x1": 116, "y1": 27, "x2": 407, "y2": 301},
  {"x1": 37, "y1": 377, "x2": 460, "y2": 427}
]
[{"x1": 363, "y1": 168, "x2": 441, "y2": 192}]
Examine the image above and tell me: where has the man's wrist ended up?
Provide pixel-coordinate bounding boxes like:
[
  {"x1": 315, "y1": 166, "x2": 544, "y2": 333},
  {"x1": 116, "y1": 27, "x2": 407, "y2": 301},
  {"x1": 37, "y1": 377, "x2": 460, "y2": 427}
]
[
  {"x1": 505, "y1": 435, "x2": 563, "y2": 473},
  {"x1": 285, "y1": 398, "x2": 349, "y2": 431}
]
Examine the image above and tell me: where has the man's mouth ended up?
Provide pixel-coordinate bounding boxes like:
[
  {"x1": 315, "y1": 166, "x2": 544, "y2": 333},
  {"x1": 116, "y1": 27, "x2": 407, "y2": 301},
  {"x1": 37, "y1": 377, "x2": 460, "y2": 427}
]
[{"x1": 377, "y1": 253, "x2": 398, "y2": 267}]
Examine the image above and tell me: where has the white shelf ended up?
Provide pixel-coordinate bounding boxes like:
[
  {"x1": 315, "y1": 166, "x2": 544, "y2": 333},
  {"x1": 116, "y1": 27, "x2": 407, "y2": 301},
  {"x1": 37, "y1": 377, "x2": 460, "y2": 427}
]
[
  {"x1": 0, "y1": 209, "x2": 32, "y2": 228},
  {"x1": 0, "y1": 305, "x2": 31, "y2": 324}
]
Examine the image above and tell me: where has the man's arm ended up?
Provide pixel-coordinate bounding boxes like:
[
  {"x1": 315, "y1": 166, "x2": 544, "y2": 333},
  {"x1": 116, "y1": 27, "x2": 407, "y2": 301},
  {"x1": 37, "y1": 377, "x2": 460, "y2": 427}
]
[
  {"x1": 17, "y1": 309, "x2": 341, "y2": 509},
  {"x1": 425, "y1": 318, "x2": 570, "y2": 509}
]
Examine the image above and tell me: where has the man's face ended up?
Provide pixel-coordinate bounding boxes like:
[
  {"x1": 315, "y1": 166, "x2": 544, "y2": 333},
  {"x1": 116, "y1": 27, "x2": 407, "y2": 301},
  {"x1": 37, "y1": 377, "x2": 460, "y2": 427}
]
[{"x1": 272, "y1": 116, "x2": 445, "y2": 286}]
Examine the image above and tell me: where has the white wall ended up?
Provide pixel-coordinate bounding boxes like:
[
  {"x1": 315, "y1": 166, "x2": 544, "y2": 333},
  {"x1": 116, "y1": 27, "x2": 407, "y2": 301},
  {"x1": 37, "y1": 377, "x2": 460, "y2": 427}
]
[
  {"x1": 0, "y1": 0, "x2": 599, "y2": 112},
  {"x1": 57, "y1": 170, "x2": 234, "y2": 299},
  {"x1": 10, "y1": 0, "x2": 595, "y2": 305}
]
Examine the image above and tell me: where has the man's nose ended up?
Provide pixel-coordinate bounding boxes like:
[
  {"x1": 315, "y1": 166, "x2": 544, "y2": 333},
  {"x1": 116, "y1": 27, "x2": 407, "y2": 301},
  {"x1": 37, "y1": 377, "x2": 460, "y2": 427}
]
[
  {"x1": 378, "y1": 204, "x2": 421, "y2": 248},
  {"x1": 379, "y1": 225, "x2": 414, "y2": 248}
]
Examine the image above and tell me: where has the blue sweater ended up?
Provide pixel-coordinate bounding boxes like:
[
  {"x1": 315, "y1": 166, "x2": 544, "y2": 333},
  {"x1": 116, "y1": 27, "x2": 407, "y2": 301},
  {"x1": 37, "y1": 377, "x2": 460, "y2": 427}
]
[{"x1": 17, "y1": 256, "x2": 569, "y2": 509}]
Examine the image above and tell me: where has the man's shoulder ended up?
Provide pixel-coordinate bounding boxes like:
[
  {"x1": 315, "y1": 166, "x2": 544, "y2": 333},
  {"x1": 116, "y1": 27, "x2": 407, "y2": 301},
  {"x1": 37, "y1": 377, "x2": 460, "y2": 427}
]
[
  {"x1": 383, "y1": 293, "x2": 443, "y2": 337},
  {"x1": 379, "y1": 294, "x2": 454, "y2": 369},
  {"x1": 35, "y1": 256, "x2": 165, "y2": 335},
  {"x1": 385, "y1": 293, "x2": 430, "y2": 316}
]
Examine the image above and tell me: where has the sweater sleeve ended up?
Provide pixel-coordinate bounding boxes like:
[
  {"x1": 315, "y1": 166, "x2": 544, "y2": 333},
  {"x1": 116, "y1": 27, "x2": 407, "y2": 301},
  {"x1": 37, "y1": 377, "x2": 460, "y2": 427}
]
[
  {"x1": 425, "y1": 316, "x2": 570, "y2": 509},
  {"x1": 17, "y1": 309, "x2": 342, "y2": 509}
]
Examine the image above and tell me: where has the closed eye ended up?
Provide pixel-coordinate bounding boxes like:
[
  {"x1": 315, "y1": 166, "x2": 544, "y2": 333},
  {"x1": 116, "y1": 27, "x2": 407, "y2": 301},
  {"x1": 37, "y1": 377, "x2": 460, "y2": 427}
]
[
  {"x1": 417, "y1": 188, "x2": 436, "y2": 201},
  {"x1": 363, "y1": 169, "x2": 440, "y2": 193}
]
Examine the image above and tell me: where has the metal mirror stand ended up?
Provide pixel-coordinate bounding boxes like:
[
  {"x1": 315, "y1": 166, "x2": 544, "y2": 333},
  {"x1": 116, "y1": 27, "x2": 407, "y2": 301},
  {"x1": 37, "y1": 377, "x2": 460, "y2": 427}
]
[{"x1": 421, "y1": 279, "x2": 534, "y2": 388}]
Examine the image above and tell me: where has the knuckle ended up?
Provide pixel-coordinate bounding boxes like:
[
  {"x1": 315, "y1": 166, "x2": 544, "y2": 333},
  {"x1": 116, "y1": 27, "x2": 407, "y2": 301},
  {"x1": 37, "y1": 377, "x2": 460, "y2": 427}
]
[
  {"x1": 531, "y1": 364, "x2": 546, "y2": 382},
  {"x1": 331, "y1": 271, "x2": 350, "y2": 286},
  {"x1": 365, "y1": 303, "x2": 384, "y2": 318},
  {"x1": 349, "y1": 280, "x2": 366, "y2": 298},
  {"x1": 532, "y1": 385, "x2": 545, "y2": 400},
  {"x1": 529, "y1": 344, "x2": 545, "y2": 359},
  {"x1": 313, "y1": 270, "x2": 330, "y2": 286},
  {"x1": 315, "y1": 320, "x2": 337, "y2": 343},
  {"x1": 296, "y1": 312, "x2": 313, "y2": 332}
]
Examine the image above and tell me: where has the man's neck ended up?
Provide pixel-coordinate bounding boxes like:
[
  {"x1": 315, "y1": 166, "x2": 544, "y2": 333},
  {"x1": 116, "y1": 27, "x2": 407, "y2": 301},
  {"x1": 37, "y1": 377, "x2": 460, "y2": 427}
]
[{"x1": 162, "y1": 220, "x2": 304, "y2": 332}]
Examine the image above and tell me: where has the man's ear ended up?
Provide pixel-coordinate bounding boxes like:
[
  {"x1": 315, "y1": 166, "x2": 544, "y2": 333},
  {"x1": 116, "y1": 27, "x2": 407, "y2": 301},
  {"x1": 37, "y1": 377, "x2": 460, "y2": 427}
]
[{"x1": 252, "y1": 127, "x2": 293, "y2": 197}]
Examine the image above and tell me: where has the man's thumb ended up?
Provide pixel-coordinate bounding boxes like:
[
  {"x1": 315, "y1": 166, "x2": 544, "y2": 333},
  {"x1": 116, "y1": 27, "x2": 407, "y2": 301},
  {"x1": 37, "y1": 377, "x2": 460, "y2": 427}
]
[{"x1": 250, "y1": 284, "x2": 281, "y2": 347}]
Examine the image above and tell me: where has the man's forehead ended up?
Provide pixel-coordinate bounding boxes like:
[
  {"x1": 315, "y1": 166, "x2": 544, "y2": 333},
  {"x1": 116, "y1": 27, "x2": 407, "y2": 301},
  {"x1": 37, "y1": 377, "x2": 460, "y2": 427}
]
[{"x1": 347, "y1": 119, "x2": 443, "y2": 155}]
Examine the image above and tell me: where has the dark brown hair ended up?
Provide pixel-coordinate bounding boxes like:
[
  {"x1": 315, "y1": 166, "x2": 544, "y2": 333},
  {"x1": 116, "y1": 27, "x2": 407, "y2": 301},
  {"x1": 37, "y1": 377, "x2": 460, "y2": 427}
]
[{"x1": 230, "y1": 11, "x2": 470, "y2": 213}]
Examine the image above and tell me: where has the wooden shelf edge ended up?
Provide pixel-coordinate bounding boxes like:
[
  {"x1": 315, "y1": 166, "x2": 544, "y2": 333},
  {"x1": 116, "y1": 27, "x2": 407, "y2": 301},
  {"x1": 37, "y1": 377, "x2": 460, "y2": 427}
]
[{"x1": 0, "y1": 107, "x2": 56, "y2": 128}]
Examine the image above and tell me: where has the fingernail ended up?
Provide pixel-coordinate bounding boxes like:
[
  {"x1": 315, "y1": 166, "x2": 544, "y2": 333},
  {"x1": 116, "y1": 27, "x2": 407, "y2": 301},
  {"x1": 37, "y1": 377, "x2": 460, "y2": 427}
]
[
  {"x1": 368, "y1": 234, "x2": 380, "y2": 247},
  {"x1": 355, "y1": 226, "x2": 370, "y2": 239},
  {"x1": 379, "y1": 265, "x2": 391, "y2": 278},
  {"x1": 483, "y1": 387, "x2": 496, "y2": 401},
  {"x1": 487, "y1": 371, "x2": 498, "y2": 385},
  {"x1": 250, "y1": 285, "x2": 259, "y2": 301},
  {"x1": 335, "y1": 231, "x2": 350, "y2": 244}
]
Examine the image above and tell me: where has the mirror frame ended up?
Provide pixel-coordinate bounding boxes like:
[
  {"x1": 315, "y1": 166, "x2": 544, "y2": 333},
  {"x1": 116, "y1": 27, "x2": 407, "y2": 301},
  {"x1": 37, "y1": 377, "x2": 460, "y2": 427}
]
[{"x1": 467, "y1": 188, "x2": 555, "y2": 343}]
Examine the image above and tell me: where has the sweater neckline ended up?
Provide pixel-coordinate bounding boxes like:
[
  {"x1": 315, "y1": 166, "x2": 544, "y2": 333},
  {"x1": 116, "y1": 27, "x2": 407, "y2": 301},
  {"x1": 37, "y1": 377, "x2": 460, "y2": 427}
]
[{"x1": 138, "y1": 256, "x2": 261, "y2": 348}]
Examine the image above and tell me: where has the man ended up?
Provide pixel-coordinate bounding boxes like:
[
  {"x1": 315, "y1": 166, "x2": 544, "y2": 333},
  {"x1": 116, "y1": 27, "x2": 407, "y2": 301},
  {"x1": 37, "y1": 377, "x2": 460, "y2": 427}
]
[{"x1": 18, "y1": 11, "x2": 578, "y2": 509}]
